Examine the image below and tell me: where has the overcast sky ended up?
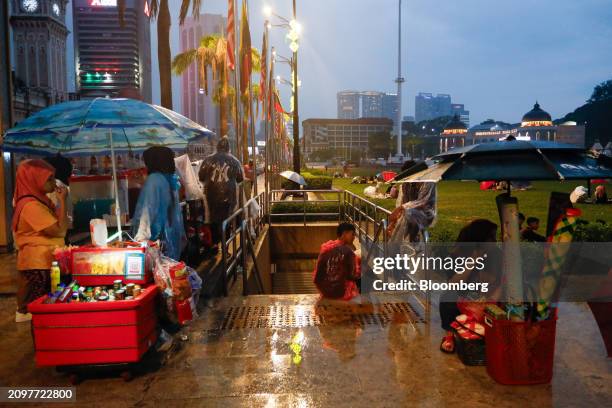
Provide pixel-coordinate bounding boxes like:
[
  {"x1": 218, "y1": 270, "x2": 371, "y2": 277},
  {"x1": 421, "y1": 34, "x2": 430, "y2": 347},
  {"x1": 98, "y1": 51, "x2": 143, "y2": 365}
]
[{"x1": 148, "y1": 0, "x2": 609, "y2": 124}]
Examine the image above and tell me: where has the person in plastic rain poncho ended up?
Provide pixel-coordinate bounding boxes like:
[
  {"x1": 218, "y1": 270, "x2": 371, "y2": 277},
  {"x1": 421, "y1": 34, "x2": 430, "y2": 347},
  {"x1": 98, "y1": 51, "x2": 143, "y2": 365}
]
[
  {"x1": 132, "y1": 146, "x2": 186, "y2": 260},
  {"x1": 388, "y1": 182, "x2": 437, "y2": 243},
  {"x1": 199, "y1": 136, "x2": 244, "y2": 247}
]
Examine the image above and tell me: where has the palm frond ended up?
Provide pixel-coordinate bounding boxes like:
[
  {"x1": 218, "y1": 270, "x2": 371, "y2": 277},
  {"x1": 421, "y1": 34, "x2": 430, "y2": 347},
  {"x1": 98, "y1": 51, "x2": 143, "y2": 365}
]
[
  {"x1": 250, "y1": 47, "x2": 261, "y2": 72},
  {"x1": 172, "y1": 49, "x2": 198, "y2": 75},
  {"x1": 149, "y1": 0, "x2": 159, "y2": 18}
]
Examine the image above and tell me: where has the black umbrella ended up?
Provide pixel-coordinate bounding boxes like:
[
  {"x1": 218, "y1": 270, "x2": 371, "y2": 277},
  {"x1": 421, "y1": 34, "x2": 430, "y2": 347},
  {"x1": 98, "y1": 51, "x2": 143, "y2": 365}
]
[{"x1": 397, "y1": 140, "x2": 612, "y2": 190}]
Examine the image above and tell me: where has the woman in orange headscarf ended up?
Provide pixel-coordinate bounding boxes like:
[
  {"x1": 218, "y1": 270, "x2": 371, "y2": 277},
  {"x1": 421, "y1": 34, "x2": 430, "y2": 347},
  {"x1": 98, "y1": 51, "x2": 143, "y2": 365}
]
[{"x1": 12, "y1": 159, "x2": 68, "y2": 322}]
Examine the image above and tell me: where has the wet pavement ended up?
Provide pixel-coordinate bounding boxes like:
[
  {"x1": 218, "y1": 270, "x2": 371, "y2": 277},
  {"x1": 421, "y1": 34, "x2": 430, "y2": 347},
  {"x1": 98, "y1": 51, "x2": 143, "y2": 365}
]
[{"x1": 0, "y1": 292, "x2": 610, "y2": 407}]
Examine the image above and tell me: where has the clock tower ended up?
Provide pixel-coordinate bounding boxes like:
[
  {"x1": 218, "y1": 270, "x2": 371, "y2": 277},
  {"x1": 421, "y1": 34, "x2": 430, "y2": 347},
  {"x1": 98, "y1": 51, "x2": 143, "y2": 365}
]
[{"x1": 9, "y1": 0, "x2": 69, "y2": 103}]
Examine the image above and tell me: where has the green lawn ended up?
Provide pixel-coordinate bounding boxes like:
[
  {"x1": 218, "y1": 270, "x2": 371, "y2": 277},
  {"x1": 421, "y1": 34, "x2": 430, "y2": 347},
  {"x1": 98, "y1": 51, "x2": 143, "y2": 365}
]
[{"x1": 331, "y1": 173, "x2": 611, "y2": 242}]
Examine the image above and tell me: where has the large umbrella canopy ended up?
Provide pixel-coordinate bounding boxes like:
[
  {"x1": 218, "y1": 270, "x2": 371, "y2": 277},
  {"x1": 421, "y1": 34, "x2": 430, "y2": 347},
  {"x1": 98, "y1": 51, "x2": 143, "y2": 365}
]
[
  {"x1": 279, "y1": 170, "x2": 306, "y2": 186},
  {"x1": 397, "y1": 140, "x2": 612, "y2": 183},
  {"x1": 2, "y1": 98, "x2": 215, "y2": 156}
]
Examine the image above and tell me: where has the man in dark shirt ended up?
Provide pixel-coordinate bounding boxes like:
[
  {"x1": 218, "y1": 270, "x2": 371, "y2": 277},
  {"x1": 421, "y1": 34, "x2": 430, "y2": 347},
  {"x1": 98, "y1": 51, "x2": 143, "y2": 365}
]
[
  {"x1": 521, "y1": 217, "x2": 547, "y2": 242},
  {"x1": 199, "y1": 136, "x2": 244, "y2": 246}
]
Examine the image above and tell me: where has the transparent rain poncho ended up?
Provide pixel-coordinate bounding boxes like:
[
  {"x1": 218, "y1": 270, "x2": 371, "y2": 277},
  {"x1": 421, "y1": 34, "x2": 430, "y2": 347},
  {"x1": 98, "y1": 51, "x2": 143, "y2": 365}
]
[{"x1": 388, "y1": 182, "x2": 437, "y2": 244}]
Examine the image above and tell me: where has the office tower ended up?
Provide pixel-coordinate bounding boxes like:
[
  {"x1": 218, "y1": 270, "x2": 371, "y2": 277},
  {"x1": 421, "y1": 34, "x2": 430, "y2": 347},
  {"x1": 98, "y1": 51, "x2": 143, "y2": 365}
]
[
  {"x1": 451, "y1": 103, "x2": 470, "y2": 128},
  {"x1": 381, "y1": 93, "x2": 399, "y2": 123},
  {"x1": 361, "y1": 91, "x2": 383, "y2": 118},
  {"x1": 73, "y1": 0, "x2": 152, "y2": 101},
  {"x1": 337, "y1": 90, "x2": 360, "y2": 119},
  {"x1": 180, "y1": 14, "x2": 226, "y2": 132}
]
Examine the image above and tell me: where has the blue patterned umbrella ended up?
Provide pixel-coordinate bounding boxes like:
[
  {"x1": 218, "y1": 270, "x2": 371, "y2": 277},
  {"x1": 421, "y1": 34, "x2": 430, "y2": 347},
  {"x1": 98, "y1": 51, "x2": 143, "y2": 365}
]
[
  {"x1": 2, "y1": 98, "x2": 216, "y2": 237},
  {"x1": 2, "y1": 98, "x2": 215, "y2": 156}
]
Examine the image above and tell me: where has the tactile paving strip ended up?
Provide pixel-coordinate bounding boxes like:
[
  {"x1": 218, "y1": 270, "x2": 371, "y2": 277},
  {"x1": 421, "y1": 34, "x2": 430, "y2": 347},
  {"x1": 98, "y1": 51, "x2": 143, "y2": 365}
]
[{"x1": 218, "y1": 302, "x2": 426, "y2": 330}]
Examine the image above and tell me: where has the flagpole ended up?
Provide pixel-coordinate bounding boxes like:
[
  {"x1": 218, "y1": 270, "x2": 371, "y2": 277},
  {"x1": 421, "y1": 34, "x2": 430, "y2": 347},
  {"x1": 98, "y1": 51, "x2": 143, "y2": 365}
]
[
  {"x1": 269, "y1": 47, "x2": 276, "y2": 190},
  {"x1": 247, "y1": 0, "x2": 257, "y2": 197},
  {"x1": 233, "y1": 0, "x2": 241, "y2": 161},
  {"x1": 263, "y1": 22, "x2": 270, "y2": 204}
]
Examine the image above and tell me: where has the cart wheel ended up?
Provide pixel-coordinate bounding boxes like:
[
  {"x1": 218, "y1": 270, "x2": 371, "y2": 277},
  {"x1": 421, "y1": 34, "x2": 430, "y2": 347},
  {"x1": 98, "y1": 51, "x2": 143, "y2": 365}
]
[
  {"x1": 120, "y1": 370, "x2": 133, "y2": 382},
  {"x1": 68, "y1": 373, "x2": 81, "y2": 385}
]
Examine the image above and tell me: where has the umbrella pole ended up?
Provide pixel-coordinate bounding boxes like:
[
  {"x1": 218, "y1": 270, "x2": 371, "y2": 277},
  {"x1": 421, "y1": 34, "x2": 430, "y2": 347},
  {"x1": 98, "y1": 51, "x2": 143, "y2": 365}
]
[
  {"x1": 506, "y1": 180, "x2": 511, "y2": 196},
  {"x1": 108, "y1": 129, "x2": 122, "y2": 239}
]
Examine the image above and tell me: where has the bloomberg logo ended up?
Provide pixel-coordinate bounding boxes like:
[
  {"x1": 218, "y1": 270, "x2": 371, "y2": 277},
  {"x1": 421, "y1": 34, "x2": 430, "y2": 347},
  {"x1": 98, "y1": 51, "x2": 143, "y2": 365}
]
[{"x1": 90, "y1": 0, "x2": 117, "y2": 6}]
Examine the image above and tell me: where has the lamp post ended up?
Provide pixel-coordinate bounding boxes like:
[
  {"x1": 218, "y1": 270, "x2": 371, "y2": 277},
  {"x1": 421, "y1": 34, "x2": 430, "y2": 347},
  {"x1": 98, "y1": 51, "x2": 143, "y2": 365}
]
[{"x1": 264, "y1": 3, "x2": 301, "y2": 173}]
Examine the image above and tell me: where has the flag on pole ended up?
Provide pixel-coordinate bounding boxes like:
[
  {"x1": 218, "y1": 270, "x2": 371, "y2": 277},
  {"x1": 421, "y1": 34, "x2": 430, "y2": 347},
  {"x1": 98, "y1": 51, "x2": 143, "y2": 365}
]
[
  {"x1": 226, "y1": 0, "x2": 236, "y2": 70},
  {"x1": 259, "y1": 26, "x2": 268, "y2": 113},
  {"x1": 239, "y1": 1, "x2": 252, "y2": 98}
]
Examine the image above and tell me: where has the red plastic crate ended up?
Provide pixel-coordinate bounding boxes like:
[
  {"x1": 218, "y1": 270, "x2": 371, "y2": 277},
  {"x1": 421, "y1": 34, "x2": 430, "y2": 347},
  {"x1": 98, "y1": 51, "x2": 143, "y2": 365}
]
[
  {"x1": 485, "y1": 316, "x2": 557, "y2": 385},
  {"x1": 28, "y1": 285, "x2": 159, "y2": 367}
]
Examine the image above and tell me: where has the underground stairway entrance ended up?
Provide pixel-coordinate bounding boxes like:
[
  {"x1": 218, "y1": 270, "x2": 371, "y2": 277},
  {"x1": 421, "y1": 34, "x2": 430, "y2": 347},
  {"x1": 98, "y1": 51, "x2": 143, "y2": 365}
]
[{"x1": 203, "y1": 222, "x2": 428, "y2": 331}]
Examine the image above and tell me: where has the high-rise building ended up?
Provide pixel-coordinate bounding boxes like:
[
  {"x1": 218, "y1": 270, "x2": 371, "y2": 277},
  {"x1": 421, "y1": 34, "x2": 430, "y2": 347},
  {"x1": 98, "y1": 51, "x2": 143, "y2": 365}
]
[
  {"x1": 72, "y1": 0, "x2": 151, "y2": 101},
  {"x1": 361, "y1": 91, "x2": 383, "y2": 118},
  {"x1": 10, "y1": 0, "x2": 69, "y2": 121},
  {"x1": 337, "y1": 90, "x2": 360, "y2": 119},
  {"x1": 382, "y1": 93, "x2": 399, "y2": 123},
  {"x1": 451, "y1": 103, "x2": 470, "y2": 128},
  {"x1": 180, "y1": 14, "x2": 225, "y2": 132},
  {"x1": 415, "y1": 92, "x2": 454, "y2": 122}
]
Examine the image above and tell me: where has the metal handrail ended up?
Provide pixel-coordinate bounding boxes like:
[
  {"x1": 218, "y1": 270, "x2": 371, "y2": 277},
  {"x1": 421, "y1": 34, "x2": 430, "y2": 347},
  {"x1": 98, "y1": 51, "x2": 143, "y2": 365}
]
[
  {"x1": 218, "y1": 186, "x2": 431, "y2": 321},
  {"x1": 220, "y1": 192, "x2": 266, "y2": 296},
  {"x1": 269, "y1": 189, "x2": 343, "y2": 225}
]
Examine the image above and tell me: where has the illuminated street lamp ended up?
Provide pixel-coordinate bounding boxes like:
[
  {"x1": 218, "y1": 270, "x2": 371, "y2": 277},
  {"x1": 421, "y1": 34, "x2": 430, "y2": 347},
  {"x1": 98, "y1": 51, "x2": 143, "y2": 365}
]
[{"x1": 263, "y1": 2, "x2": 302, "y2": 173}]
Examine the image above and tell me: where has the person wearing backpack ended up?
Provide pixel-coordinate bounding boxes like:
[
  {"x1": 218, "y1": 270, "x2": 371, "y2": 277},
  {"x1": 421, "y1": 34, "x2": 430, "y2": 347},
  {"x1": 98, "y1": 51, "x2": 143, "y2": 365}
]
[{"x1": 313, "y1": 223, "x2": 361, "y2": 300}]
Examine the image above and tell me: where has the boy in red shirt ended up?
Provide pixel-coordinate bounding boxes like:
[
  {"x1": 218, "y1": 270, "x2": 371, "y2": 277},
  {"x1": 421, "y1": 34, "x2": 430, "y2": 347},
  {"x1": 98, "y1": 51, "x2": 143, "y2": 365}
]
[{"x1": 313, "y1": 223, "x2": 361, "y2": 300}]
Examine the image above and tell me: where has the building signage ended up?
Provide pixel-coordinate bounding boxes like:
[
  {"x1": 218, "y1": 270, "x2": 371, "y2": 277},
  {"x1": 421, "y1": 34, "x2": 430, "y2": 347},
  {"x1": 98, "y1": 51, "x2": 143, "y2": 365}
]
[{"x1": 90, "y1": 0, "x2": 117, "y2": 6}]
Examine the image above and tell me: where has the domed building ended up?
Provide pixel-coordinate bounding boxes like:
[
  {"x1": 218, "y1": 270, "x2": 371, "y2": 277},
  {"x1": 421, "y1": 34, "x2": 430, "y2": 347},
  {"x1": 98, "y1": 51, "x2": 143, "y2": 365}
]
[
  {"x1": 440, "y1": 114, "x2": 467, "y2": 152},
  {"x1": 517, "y1": 102, "x2": 556, "y2": 141}
]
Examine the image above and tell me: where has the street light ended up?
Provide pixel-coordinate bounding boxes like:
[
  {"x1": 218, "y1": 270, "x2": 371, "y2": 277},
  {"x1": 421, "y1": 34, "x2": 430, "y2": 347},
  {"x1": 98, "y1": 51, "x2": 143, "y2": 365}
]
[{"x1": 263, "y1": 2, "x2": 301, "y2": 173}]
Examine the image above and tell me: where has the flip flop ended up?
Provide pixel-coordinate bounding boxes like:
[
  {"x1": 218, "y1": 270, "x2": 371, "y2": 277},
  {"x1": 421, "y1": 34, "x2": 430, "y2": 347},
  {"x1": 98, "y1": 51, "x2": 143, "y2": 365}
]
[{"x1": 440, "y1": 334, "x2": 455, "y2": 354}]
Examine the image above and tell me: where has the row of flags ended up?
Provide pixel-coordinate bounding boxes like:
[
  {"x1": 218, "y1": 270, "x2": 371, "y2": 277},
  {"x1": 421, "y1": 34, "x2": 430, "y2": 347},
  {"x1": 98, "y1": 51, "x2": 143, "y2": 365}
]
[{"x1": 226, "y1": 0, "x2": 289, "y2": 155}]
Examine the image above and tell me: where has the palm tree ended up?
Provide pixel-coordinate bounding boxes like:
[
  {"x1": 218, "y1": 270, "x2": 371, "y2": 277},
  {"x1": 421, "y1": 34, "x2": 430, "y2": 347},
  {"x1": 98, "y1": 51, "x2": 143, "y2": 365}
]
[
  {"x1": 172, "y1": 34, "x2": 260, "y2": 151},
  {"x1": 119, "y1": 0, "x2": 202, "y2": 109}
]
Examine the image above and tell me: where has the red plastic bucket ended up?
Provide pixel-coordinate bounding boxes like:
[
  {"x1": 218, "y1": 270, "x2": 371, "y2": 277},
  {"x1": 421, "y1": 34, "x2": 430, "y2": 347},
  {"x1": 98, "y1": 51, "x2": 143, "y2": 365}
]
[{"x1": 485, "y1": 316, "x2": 557, "y2": 385}]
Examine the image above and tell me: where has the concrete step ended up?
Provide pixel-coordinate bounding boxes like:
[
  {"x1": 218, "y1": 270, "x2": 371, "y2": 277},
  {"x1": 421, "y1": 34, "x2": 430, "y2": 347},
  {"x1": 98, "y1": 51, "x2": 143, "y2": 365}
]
[
  {"x1": 272, "y1": 269, "x2": 318, "y2": 294},
  {"x1": 274, "y1": 259, "x2": 317, "y2": 273}
]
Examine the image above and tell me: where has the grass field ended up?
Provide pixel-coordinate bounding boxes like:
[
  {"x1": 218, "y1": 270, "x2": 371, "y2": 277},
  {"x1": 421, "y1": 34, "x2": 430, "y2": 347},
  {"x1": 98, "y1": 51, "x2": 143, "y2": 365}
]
[{"x1": 326, "y1": 168, "x2": 611, "y2": 242}]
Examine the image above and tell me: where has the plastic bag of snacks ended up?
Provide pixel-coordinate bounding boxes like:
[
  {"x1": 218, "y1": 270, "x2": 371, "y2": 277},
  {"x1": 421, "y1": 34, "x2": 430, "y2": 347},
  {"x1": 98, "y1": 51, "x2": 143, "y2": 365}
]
[{"x1": 153, "y1": 256, "x2": 201, "y2": 325}]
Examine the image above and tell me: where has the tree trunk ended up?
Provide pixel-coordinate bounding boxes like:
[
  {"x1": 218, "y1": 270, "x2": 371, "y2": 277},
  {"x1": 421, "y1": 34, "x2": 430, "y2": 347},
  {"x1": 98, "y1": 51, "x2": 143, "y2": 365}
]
[
  {"x1": 220, "y1": 96, "x2": 228, "y2": 138},
  {"x1": 157, "y1": 0, "x2": 173, "y2": 109}
]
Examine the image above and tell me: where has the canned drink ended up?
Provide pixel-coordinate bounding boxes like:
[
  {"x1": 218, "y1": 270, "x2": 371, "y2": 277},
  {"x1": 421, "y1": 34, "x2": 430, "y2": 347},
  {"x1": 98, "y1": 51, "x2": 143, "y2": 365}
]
[
  {"x1": 71, "y1": 293, "x2": 79, "y2": 302},
  {"x1": 125, "y1": 283, "x2": 135, "y2": 296},
  {"x1": 115, "y1": 289, "x2": 125, "y2": 300},
  {"x1": 133, "y1": 287, "x2": 141, "y2": 297},
  {"x1": 113, "y1": 280, "x2": 122, "y2": 291}
]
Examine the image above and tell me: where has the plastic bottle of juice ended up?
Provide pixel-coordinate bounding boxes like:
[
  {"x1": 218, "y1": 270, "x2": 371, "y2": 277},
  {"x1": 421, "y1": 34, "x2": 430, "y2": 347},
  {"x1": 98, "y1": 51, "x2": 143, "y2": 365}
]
[{"x1": 50, "y1": 261, "x2": 61, "y2": 293}]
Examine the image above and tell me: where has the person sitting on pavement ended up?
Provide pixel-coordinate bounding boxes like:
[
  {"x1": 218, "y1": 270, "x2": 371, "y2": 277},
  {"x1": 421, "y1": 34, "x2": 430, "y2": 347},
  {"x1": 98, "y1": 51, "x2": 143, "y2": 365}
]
[
  {"x1": 12, "y1": 159, "x2": 68, "y2": 323},
  {"x1": 439, "y1": 219, "x2": 502, "y2": 353},
  {"x1": 313, "y1": 222, "x2": 361, "y2": 301},
  {"x1": 521, "y1": 216, "x2": 547, "y2": 242}
]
